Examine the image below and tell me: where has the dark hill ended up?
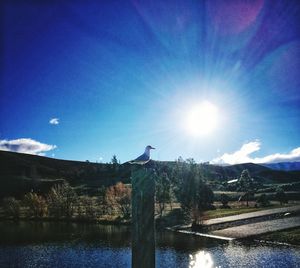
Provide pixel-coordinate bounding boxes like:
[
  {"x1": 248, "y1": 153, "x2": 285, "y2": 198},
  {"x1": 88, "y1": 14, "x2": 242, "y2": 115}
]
[
  {"x1": 0, "y1": 151, "x2": 299, "y2": 198},
  {"x1": 0, "y1": 150, "x2": 130, "y2": 198}
]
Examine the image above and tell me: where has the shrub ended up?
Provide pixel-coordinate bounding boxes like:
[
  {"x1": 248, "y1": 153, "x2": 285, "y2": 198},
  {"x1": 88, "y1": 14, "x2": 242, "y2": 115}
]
[
  {"x1": 220, "y1": 194, "x2": 230, "y2": 208},
  {"x1": 105, "y1": 182, "x2": 131, "y2": 218},
  {"x1": 2, "y1": 197, "x2": 21, "y2": 219},
  {"x1": 47, "y1": 183, "x2": 77, "y2": 218},
  {"x1": 275, "y1": 187, "x2": 288, "y2": 205},
  {"x1": 77, "y1": 196, "x2": 98, "y2": 219},
  {"x1": 256, "y1": 194, "x2": 270, "y2": 207},
  {"x1": 24, "y1": 192, "x2": 48, "y2": 218}
]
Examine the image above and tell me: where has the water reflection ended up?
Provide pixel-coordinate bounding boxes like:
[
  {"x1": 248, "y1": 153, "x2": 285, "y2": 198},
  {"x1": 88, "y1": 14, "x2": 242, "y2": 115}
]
[
  {"x1": 0, "y1": 221, "x2": 299, "y2": 268},
  {"x1": 189, "y1": 251, "x2": 214, "y2": 268}
]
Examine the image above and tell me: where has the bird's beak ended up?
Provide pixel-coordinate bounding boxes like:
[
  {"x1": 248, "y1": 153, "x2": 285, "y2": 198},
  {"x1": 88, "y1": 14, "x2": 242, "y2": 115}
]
[{"x1": 151, "y1": 147, "x2": 155, "y2": 149}]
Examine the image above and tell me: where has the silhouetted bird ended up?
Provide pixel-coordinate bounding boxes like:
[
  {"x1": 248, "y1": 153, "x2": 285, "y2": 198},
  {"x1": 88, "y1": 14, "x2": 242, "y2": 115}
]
[{"x1": 129, "y1": 145, "x2": 155, "y2": 165}]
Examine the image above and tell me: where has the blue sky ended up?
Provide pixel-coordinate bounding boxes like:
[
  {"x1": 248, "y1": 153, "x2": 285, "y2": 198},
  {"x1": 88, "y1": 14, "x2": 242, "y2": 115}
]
[{"x1": 1, "y1": 0, "x2": 300, "y2": 164}]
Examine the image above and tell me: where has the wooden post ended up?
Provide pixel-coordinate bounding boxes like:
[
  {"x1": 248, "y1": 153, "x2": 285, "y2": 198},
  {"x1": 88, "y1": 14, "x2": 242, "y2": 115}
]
[{"x1": 131, "y1": 167, "x2": 155, "y2": 268}]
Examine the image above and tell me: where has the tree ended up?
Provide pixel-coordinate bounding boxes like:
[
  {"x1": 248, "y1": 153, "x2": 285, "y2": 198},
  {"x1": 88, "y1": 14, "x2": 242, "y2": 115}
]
[
  {"x1": 47, "y1": 183, "x2": 77, "y2": 218},
  {"x1": 197, "y1": 183, "x2": 214, "y2": 211},
  {"x1": 238, "y1": 169, "x2": 255, "y2": 207},
  {"x1": 256, "y1": 194, "x2": 270, "y2": 207},
  {"x1": 177, "y1": 156, "x2": 184, "y2": 163},
  {"x1": 171, "y1": 160, "x2": 214, "y2": 225},
  {"x1": 111, "y1": 155, "x2": 119, "y2": 165},
  {"x1": 275, "y1": 187, "x2": 288, "y2": 205},
  {"x1": 2, "y1": 197, "x2": 21, "y2": 219},
  {"x1": 24, "y1": 192, "x2": 48, "y2": 218},
  {"x1": 173, "y1": 162, "x2": 198, "y2": 218},
  {"x1": 105, "y1": 182, "x2": 131, "y2": 219},
  {"x1": 155, "y1": 172, "x2": 172, "y2": 218},
  {"x1": 220, "y1": 194, "x2": 230, "y2": 208},
  {"x1": 111, "y1": 155, "x2": 120, "y2": 175}
]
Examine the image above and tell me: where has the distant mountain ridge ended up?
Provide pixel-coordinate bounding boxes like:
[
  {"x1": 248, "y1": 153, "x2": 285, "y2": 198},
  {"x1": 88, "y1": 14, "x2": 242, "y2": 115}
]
[{"x1": 262, "y1": 162, "x2": 300, "y2": 171}]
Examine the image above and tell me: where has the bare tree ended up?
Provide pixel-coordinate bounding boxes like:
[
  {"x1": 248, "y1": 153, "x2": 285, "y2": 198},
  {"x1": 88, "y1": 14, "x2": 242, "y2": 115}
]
[
  {"x1": 105, "y1": 182, "x2": 131, "y2": 218},
  {"x1": 24, "y1": 192, "x2": 48, "y2": 218}
]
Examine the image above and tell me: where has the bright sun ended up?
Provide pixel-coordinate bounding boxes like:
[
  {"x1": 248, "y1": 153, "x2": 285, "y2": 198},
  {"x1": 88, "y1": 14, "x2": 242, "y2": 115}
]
[{"x1": 185, "y1": 101, "x2": 219, "y2": 136}]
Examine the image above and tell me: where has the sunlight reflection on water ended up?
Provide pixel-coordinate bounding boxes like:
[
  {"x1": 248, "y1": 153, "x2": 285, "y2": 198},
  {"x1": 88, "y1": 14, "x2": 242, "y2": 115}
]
[
  {"x1": 0, "y1": 222, "x2": 300, "y2": 268},
  {"x1": 189, "y1": 251, "x2": 214, "y2": 268}
]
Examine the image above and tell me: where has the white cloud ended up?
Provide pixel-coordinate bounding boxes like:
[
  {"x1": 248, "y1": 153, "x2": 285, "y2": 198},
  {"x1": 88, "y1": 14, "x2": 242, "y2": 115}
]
[
  {"x1": 211, "y1": 141, "x2": 300, "y2": 165},
  {"x1": 49, "y1": 118, "x2": 59, "y2": 125},
  {"x1": 252, "y1": 147, "x2": 300, "y2": 164},
  {"x1": 0, "y1": 138, "x2": 57, "y2": 155}
]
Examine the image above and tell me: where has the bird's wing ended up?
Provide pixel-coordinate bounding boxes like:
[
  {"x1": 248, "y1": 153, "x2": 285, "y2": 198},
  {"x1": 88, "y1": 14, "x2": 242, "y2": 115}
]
[
  {"x1": 129, "y1": 153, "x2": 150, "y2": 165},
  {"x1": 134, "y1": 153, "x2": 149, "y2": 161}
]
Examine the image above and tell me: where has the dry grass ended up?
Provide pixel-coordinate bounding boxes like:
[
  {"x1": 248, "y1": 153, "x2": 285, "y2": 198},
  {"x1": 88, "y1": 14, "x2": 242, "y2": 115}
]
[{"x1": 258, "y1": 227, "x2": 300, "y2": 245}]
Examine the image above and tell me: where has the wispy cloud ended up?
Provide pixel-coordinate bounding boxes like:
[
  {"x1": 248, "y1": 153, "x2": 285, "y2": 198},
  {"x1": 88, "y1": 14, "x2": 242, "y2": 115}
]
[
  {"x1": 49, "y1": 118, "x2": 59, "y2": 125},
  {"x1": 0, "y1": 138, "x2": 57, "y2": 155},
  {"x1": 211, "y1": 141, "x2": 300, "y2": 165}
]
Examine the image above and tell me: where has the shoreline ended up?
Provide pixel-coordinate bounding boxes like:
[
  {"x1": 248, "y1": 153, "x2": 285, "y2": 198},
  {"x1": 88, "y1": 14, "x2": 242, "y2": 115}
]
[
  {"x1": 2, "y1": 211, "x2": 300, "y2": 247},
  {"x1": 0, "y1": 216, "x2": 130, "y2": 225},
  {"x1": 167, "y1": 225, "x2": 300, "y2": 247}
]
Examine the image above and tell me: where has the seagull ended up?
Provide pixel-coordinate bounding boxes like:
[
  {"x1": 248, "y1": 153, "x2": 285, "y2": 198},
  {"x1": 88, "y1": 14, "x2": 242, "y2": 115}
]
[{"x1": 129, "y1": 145, "x2": 155, "y2": 165}]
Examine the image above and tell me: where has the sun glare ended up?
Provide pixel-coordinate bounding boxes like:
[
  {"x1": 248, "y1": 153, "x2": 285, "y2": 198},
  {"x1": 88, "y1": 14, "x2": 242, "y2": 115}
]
[
  {"x1": 185, "y1": 101, "x2": 219, "y2": 136},
  {"x1": 189, "y1": 251, "x2": 214, "y2": 268}
]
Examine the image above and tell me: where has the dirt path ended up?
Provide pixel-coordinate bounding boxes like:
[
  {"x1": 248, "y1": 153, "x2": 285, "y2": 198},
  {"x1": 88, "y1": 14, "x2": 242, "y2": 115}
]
[
  {"x1": 203, "y1": 205, "x2": 300, "y2": 226},
  {"x1": 211, "y1": 216, "x2": 300, "y2": 239},
  {"x1": 168, "y1": 205, "x2": 300, "y2": 240}
]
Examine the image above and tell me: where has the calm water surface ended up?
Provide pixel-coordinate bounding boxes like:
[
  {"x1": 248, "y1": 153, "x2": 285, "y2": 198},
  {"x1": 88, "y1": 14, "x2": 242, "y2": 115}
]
[{"x1": 0, "y1": 221, "x2": 299, "y2": 268}]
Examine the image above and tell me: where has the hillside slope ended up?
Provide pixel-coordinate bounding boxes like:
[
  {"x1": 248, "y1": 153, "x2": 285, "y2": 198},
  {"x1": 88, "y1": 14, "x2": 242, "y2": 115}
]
[
  {"x1": 0, "y1": 150, "x2": 130, "y2": 198},
  {"x1": 0, "y1": 151, "x2": 299, "y2": 198}
]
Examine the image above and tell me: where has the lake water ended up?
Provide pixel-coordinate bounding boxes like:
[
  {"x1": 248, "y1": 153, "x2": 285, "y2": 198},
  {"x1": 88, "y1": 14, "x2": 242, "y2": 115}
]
[{"x1": 0, "y1": 221, "x2": 299, "y2": 268}]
